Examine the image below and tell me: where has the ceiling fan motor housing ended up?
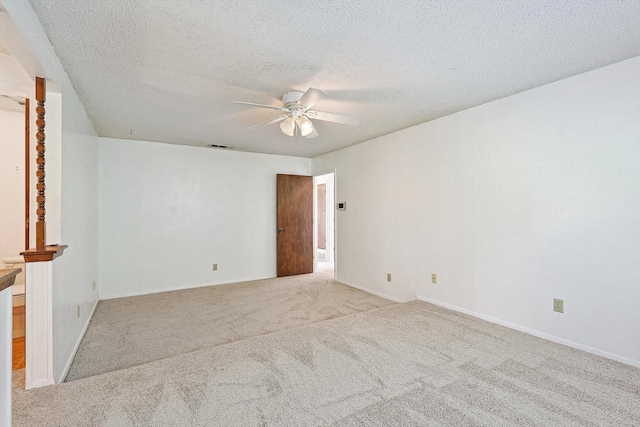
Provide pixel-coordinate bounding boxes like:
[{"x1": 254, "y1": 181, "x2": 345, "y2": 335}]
[{"x1": 282, "y1": 91, "x2": 305, "y2": 108}]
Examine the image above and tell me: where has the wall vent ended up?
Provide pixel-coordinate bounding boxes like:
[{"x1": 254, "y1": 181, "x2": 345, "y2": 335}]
[{"x1": 209, "y1": 144, "x2": 228, "y2": 149}]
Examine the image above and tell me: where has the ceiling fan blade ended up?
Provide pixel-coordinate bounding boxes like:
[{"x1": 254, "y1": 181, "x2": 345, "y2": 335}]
[
  {"x1": 298, "y1": 88, "x2": 326, "y2": 110},
  {"x1": 305, "y1": 128, "x2": 319, "y2": 139},
  {"x1": 247, "y1": 114, "x2": 288, "y2": 130},
  {"x1": 306, "y1": 110, "x2": 360, "y2": 126},
  {"x1": 234, "y1": 101, "x2": 289, "y2": 112}
]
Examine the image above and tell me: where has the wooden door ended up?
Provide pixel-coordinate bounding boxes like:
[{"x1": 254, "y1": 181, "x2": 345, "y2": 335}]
[{"x1": 277, "y1": 174, "x2": 313, "y2": 276}]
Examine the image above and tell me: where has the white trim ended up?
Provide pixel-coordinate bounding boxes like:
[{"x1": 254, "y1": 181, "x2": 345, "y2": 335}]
[
  {"x1": 57, "y1": 299, "x2": 99, "y2": 383},
  {"x1": 338, "y1": 280, "x2": 408, "y2": 303},
  {"x1": 313, "y1": 171, "x2": 336, "y2": 269},
  {"x1": 312, "y1": 168, "x2": 337, "y2": 177},
  {"x1": 100, "y1": 277, "x2": 272, "y2": 300},
  {"x1": 25, "y1": 378, "x2": 55, "y2": 389},
  {"x1": 312, "y1": 175, "x2": 318, "y2": 272},
  {"x1": 313, "y1": 168, "x2": 337, "y2": 279},
  {"x1": 415, "y1": 295, "x2": 640, "y2": 368},
  {"x1": 1, "y1": 288, "x2": 12, "y2": 427}
]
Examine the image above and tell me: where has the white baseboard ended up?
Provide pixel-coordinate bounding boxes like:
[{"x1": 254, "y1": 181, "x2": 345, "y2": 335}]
[
  {"x1": 25, "y1": 377, "x2": 54, "y2": 390},
  {"x1": 57, "y1": 299, "x2": 99, "y2": 383},
  {"x1": 415, "y1": 295, "x2": 640, "y2": 368},
  {"x1": 337, "y1": 280, "x2": 408, "y2": 303},
  {"x1": 100, "y1": 277, "x2": 273, "y2": 300}
]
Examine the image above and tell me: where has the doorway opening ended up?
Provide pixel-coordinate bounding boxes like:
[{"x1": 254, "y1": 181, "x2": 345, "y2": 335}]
[
  {"x1": 0, "y1": 91, "x2": 28, "y2": 371},
  {"x1": 0, "y1": 38, "x2": 33, "y2": 373},
  {"x1": 314, "y1": 172, "x2": 335, "y2": 277}
]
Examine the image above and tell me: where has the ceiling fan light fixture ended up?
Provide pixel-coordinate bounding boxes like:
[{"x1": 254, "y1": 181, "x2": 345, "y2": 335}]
[
  {"x1": 280, "y1": 117, "x2": 295, "y2": 136},
  {"x1": 297, "y1": 116, "x2": 314, "y2": 137},
  {"x1": 236, "y1": 87, "x2": 359, "y2": 139}
]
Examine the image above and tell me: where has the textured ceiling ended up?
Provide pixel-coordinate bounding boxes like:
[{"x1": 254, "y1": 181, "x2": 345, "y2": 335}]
[{"x1": 26, "y1": 0, "x2": 640, "y2": 158}]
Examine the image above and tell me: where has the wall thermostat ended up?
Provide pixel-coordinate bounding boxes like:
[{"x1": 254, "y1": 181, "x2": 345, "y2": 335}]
[{"x1": 337, "y1": 202, "x2": 346, "y2": 211}]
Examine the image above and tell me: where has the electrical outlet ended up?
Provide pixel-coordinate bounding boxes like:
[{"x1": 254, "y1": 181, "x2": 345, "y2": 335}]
[
  {"x1": 553, "y1": 298, "x2": 564, "y2": 313},
  {"x1": 431, "y1": 273, "x2": 437, "y2": 284},
  {"x1": 213, "y1": 263, "x2": 218, "y2": 271},
  {"x1": 76, "y1": 305, "x2": 80, "y2": 318},
  {"x1": 387, "y1": 273, "x2": 391, "y2": 282},
  {"x1": 92, "y1": 280, "x2": 96, "y2": 291}
]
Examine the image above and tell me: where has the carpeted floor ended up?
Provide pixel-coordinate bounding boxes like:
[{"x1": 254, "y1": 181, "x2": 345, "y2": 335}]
[
  {"x1": 67, "y1": 268, "x2": 393, "y2": 381},
  {"x1": 13, "y1": 299, "x2": 640, "y2": 426}
]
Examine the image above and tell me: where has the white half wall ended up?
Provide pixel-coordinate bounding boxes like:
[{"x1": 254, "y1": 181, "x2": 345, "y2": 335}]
[
  {"x1": 99, "y1": 138, "x2": 311, "y2": 299},
  {"x1": 312, "y1": 56, "x2": 640, "y2": 366}
]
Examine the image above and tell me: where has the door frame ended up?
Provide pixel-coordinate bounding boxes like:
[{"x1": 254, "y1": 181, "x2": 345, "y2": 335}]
[{"x1": 313, "y1": 170, "x2": 336, "y2": 279}]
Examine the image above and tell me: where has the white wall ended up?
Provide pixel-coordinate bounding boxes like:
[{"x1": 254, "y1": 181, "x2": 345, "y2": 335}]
[
  {"x1": 99, "y1": 138, "x2": 311, "y2": 299},
  {"x1": 312, "y1": 56, "x2": 640, "y2": 366},
  {"x1": 51, "y1": 91, "x2": 99, "y2": 382},
  {"x1": 2, "y1": 0, "x2": 100, "y2": 383},
  {"x1": 0, "y1": 109, "x2": 25, "y2": 267}
]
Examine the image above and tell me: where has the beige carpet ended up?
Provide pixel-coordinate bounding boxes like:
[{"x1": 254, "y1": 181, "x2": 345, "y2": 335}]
[
  {"x1": 67, "y1": 268, "x2": 393, "y2": 381},
  {"x1": 13, "y1": 300, "x2": 640, "y2": 426}
]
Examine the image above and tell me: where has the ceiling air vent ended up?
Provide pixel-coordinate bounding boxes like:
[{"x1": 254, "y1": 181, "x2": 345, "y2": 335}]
[{"x1": 209, "y1": 144, "x2": 228, "y2": 149}]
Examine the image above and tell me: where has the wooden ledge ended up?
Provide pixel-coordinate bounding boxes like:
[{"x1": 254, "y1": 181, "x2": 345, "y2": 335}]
[
  {"x1": 20, "y1": 245, "x2": 68, "y2": 263},
  {"x1": 0, "y1": 268, "x2": 22, "y2": 293}
]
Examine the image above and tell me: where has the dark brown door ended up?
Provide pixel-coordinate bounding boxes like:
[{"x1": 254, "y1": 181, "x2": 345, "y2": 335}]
[{"x1": 277, "y1": 174, "x2": 313, "y2": 276}]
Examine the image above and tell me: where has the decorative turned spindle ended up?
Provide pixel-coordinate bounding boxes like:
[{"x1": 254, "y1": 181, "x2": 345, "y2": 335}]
[
  {"x1": 35, "y1": 77, "x2": 46, "y2": 250},
  {"x1": 20, "y1": 76, "x2": 67, "y2": 263},
  {"x1": 24, "y1": 98, "x2": 30, "y2": 250}
]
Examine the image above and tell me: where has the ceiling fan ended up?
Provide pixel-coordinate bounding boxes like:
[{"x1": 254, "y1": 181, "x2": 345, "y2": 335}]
[{"x1": 234, "y1": 88, "x2": 360, "y2": 139}]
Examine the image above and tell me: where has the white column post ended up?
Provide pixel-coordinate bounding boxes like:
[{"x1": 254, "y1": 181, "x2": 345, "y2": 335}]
[
  {"x1": 0, "y1": 287, "x2": 12, "y2": 427},
  {"x1": 25, "y1": 262, "x2": 54, "y2": 389}
]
